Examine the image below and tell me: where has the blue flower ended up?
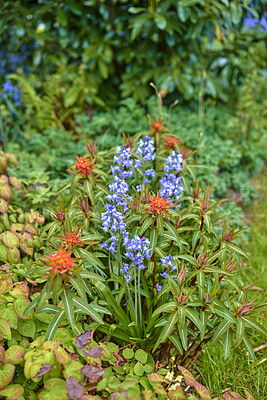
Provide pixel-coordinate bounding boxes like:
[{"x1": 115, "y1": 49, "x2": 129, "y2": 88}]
[
  {"x1": 156, "y1": 283, "x2": 163, "y2": 291},
  {"x1": 123, "y1": 234, "x2": 150, "y2": 270},
  {"x1": 136, "y1": 136, "x2": 156, "y2": 162},
  {"x1": 160, "y1": 151, "x2": 184, "y2": 202}
]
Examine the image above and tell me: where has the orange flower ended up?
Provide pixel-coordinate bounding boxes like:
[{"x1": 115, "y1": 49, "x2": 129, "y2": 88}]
[
  {"x1": 47, "y1": 250, "x2": 75, "y2": 274},
  {"x1": 151, "y1": 120, "x2": 163, "y2": 132},
  {"x1": 74, "y1": 156, "x2": 94, "y2": 178},
  {"x1": 164, "y1": 137, "x2": 179, "y2": 149},
  {"x1": 148, "y1": 194, "x2": 171, "y2": 215},
  {"x1": 63, "y1": 231, "x2": 82, "y2": 247}
]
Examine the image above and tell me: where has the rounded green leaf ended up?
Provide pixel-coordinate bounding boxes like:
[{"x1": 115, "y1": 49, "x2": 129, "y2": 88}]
[
  {"x1": 0, "y1": 364, "x2": 15, "y2": 390},
  {"x1": 17, "y1": 319, "x2": 36, "y2": 338},
  {"x1": 135, "y1": 349, "x2": 148, "y2": 364},
  {"x1": 0, "y1": 242, "x2": 8, "y2": 262},
  {"x1": 134, "y1": 361, "x2": 144, "y2": 376},
  {"x1": 4, "y1": 345, "x2": 24, "y2": 364},
  {"x1": 122, "y1": 348, "x2": 134, "y2": 359}
]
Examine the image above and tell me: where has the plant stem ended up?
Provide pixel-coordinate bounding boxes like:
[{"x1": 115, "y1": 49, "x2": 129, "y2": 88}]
[{"x1": 138, "y1": 267, "x2": 143, "y2": 337}]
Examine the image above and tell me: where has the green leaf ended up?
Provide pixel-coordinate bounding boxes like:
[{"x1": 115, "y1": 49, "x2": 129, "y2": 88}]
[
  {"x1": 122, "y1": 348, "x2": 134, "y2": 359},
  {"x1": 79, "y1": 248, "x2": 105, "y2": 269},
  {"x1": 175, "y1": 254, "x2": 198, "y2": 267},
  {"x1": 150, "y1": 229, "x2": 158, "y2": 257},
  {"x1": 138, "y1": 216, "x2": 154, "y2": 236},
  {"x1": 62, "y1": 289, "x2": 75, "y2": 331},
  {"x1": 0, "y1": 364, "x2": 15, "y2": 390},
  {"x1": 154, "y1": 14, "x2": 167, "y2": 30},
  {"x1": 212, "y1": 320, "x2": 233, "y2": 344},
  {"x1": 69, "y1": 275, "x2": 87, "y2": 301},
  {"x1": 17, "y1": 319, "x2": 35, "y2": 338},
  {"x1": 235, "y1": 317, "x2": 244, "y2": 347},
  {"x1": 179, "y1": 326, "x2": 188, "y2": 351},
  {"x1": 45, "y1": 310, "x2": 66, "y2": 341},
  {"x1": 88, "y1": 303, "x2": 112, "y2": 315},
  {"x1": 4, "y1": 345, "x2": 24, "y2": 364},
  {"x1": 64, "y1": 86, "x2": 80, "y2": 108},
  {"x1": 230, "y1": 2, "x2": 242, "y2": 24},
  {"x1": 241, "y1": 316, "x2": 267, "y2": 337},
  {"x1": 79, "y1": 271, "x2": 105, "y2": 281},
  {"x1": 242, "y1": 334, "x2": 255, "y2": 361},
  {"x1": 223, "y1": 329, "x2": 232, "y2": 359},
  {"x1": 135, "y1": 349, "x2": 148, "y2": 364},
  {"x1": 151, "y1": 302, "x2": 177, "y2": 318},
  {"x1": 169, "y1": 334, "x2": 183, "y2": 355},
  {"x1": 0, "y1": 384, "x2": 24, "y2": 399},
  {"x1": 152, "y1": 312, "x2": 178, "y2": 352},
  {"x1": 185, "y1": 309, "x2": 204, "y2": 338},
  {"x1": 73, "y1": 297, "x2": 104, "y2": 324}
]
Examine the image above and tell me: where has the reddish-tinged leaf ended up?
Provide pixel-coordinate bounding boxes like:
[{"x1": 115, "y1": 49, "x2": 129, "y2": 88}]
[
  {"x1": 0, "y1": 175, "x2": 8, "y2": 184},
  {"x1": 24, "y1": 223, "x2": 38, "y2": 235},
  {"x1": 168, "y1": 387, "x2": 186, "y2": 399},
  {"x1": 148, "y1": 373, "x2": 168, "y2": 383},
  {"x1": 0, "y1": 364, "x2": 15, "y2": 389},
  {"x1": 178, "y1": 366, "x2": 196, "y2": 387},
  {"x1": 75, "y1": 330, "x2": 94, "y2": 349},
  {"x1": 65, "y1": 377, "x2": 85, "y2": 399},
  {"x1": 55, "y1": 347, "x2": 71, "y2": 364},
  {"x1": 7, "y1": 247, "x2": 20, "y2": 264},
  {"x1": 13, "y1": 297, "x2": 33, "y2": 320},
  {"x1": 0, "y1": 278, "x2": 8, "y2": 294},
  {"x1": 0, "y1": 383, "x2": 24, "y2": 399},
  {"x1": 4, "y1": 345, "x2": 24, "y2": 364},
  {"x1": 33, "y1": 364, "x2": 55, "y2": 378},
  {"x1": 0, "y1": 184, "x2": 12, "y2": 201},
  {"x1": 223, "y1": 391, "x2": 245, "y2": 400},
  {"x1": 6, "y1": 154, "x2": 18, "y2": 167},
  {"x1": 0, "y1": 317, "x2": 11, "y2": 340},
  {"x1": 1, "y1": 232, "x2": 20, "y2": 248},
  {"x1": 193, "y1": 381, "x2": 211, "y2": 399},
  {"x1": 82, "y1": 346, "x2": 105, "y2": 358},
  {"x1": 9, "y1": 176, "x2": 22, "y2": 190},
  {"x1": 244, "y1": 390, "x2": 254, "y2": 400},
  {"x1": 0, "y1": 198, "x2": 8, "y2": 214},
  {"x1": 0, "y1": 344, "x2": 5, "y2": 362},
  {"x1": 10, "y1": 223, "x2": 24, "y2": 232},
  {"x1": 19, "y1": 239, "x2": 34, "y2": 256}
]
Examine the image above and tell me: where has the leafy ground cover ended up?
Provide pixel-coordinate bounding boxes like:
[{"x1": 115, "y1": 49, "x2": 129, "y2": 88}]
[{"x1": 196, "y1": 168, "x2": 267, "y2": 399}]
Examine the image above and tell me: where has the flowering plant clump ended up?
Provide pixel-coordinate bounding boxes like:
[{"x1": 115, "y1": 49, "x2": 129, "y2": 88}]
[
  {"x1": 27, "y1": 109, "x2": 266, "y2": 366},
  {"x1": 73, "y1": 156, "x2": 94, "y2": 178}
]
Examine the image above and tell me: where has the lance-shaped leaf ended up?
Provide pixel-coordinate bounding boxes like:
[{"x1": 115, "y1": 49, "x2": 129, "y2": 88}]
[
  {"x1": 73, "y1": 297, "x2": 104, "y2": 324},
  {"x1": 93, "y1": 281, "x2": 131, "y2": 329},
  {"x1": 241, "y1": 316, "x2": 267, "y2": 337},
  {"x1": 212, "y1": 320, "x2": 233, "y2": 344},
  {"x1": 179, "y1": 325, "x2": 188, "y2": 351},
  {"x1": 52, "y1": 274, "x2": 62, "y2": 304},
  {"x1": 235, "y1": 318, "x2": 244, "y2": 347},
  {"x1": 185, "y1": 309, "x2": 204, "y2": 338},
  {"x1": 152, "y1": 311, "x2": 178, "y2": 352},
  {"x1": 45, "y1": 310, "x2": 66, "y2": 341},
  {"x1": 223, "y1": 329, "x2": 232, "y2": 360},
  {"x1": 69, "y1": 275, "x2": 87, "y2": 301},
  {"x1": 175, "y1": 254, "x2": 198, "y2": 267},
  {"x1": 79, "y1": 271, "x2": 105, "y2": 281},
  {"x1": 169, "y1": 334, "x2": 183, "y2": 355},
  {"x1": 78, "y1": 248, "x2": 104, "y2": 269},
  {"x1": 242, "y1": 334, "x2": 255, "y2": 361},
  {"x1": 89, "y1": 303, "x2": 112, "y2": 315},
  {"x1": 62, "y1": 289, "x2": 75, "y2": 331},
  {"x1": 149, "y1": 228, "x2": 158, "y2": 257},
  {"x1": 151, "y1": 301, "x2": 177, "y2": 318}
]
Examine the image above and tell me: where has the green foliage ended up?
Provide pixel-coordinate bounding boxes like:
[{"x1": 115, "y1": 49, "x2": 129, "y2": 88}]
[
  {"x1": 23, "y1": 122, "x2": 266, "y2": 370},
  {"x1": 1, "y1": 1, "x2": 266, "y2": 103}
]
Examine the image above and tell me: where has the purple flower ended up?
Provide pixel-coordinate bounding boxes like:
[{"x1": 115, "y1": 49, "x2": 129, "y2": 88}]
[
  {"x1": 160, "y1": 151, "x2": 184, "y2": 202},
  {"x1": 123, "y1": 234, "x2": 150, "y2": 270}
]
